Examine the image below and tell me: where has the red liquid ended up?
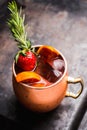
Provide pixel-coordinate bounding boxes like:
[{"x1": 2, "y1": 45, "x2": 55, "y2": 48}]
[{"x1": 34, "y1": 54, "x2": 65, "y2": 83}]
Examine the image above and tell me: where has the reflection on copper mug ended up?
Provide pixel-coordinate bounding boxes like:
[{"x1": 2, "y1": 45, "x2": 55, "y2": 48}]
[{"x1": 12, "y1": 45, "x2": 84, "y2": 112}]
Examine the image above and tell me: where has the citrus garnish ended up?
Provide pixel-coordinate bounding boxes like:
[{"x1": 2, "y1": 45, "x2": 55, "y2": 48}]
[
  {"x1": 30, "y1": 83, "x2": 46, "y2": 87},
  {"x1": 30, "y1": 78, "x2": 52, "y2": 87},
  {"x1": 16, "y1": 71, "x2": 41, "y2": 83},
  {"x1": 37, "y1": 45, "x2": 59, "y2": 60}
]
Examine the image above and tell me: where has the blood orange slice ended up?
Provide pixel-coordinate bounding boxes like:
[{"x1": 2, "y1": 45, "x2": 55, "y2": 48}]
[
  {"x1": 37, "y1": 45, "x2": 59, "y2": 60},
  {"x1": 16, "y1": 71, "x2": 41, "y2": 83},
  {"x1": 30, "y1": 77, "x2": 52, "y2": 87}
]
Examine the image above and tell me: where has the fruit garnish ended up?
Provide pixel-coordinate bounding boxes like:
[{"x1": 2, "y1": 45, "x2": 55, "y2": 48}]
[
  {"x1": 30, "y1": 77, "x2": 52, "y2": 87},
  {"x1": 16, "y1": 71, "x2": 41, "y2": 83},
  {"x1": 7, "y1": 1, "x2": 37, "y2": 71},
  {"x1": 30, "y1": 83, "x2": 45, "y2": 87},
  {"x1": 37, "y1": 45, "x2": 59, "y2": 61},
  {"x1": 17, "y1": 51, "x2": 37, "y2": 71}
]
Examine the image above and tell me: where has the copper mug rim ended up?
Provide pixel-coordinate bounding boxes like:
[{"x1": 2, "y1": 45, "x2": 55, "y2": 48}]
[{"x1": 12, "y1": 44, "x2": 67, "y2": 90}]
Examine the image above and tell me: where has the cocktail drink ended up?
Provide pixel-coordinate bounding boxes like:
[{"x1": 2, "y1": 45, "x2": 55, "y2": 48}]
[
  {"x1": 8, "y1": 1, "x2": 84, "y2": 112},
  {"x1": 15, "y1": 45, "x2": 65, "y2": 87},
  {"x1": 12, "y1": 45, "x2": 83, "y2": 112}
]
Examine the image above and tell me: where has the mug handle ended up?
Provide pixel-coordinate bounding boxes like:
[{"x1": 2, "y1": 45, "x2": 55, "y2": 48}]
[{"x1": 66, "y1": 77, "x2": 84, "y2": 98}]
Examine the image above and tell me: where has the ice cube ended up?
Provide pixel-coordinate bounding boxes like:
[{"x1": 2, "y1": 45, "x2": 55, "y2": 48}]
[
  {"x1": 49, "y1": 69, "x2": 62, "y2": 82},
  {"x1": 48, "y1": 58, "x2": 65, "y2": 72},
  {"x1": 35, "y1": 56, "x2": 64, "y2": 83},
  {"x1": 53, "y1": 69, "x2": 62, "y2": 78},
  {"x1": 35, "y1": 57, "x2": 53, "y2": 80}
]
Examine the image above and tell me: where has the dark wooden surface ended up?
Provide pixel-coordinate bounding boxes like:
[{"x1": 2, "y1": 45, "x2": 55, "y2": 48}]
[{"x1": 0, "y1": 0, "x2": 87, "y2": 130}]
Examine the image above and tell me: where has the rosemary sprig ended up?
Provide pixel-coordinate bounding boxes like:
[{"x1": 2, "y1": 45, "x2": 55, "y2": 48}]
[{"x1": 7, "y1": 1, "x2": 31, "y2": 50}]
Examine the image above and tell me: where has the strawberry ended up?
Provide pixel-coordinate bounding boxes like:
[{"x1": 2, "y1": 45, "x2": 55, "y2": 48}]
[
  {"x1": 17, "y1": 51, "x2": 37, "y2": 71},
  {"x1": 8, "y1": 1, "x2": 37, "y2": 71}
]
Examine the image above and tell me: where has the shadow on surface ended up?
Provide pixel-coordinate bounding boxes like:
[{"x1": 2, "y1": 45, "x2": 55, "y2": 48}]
[
  {"x1": 0, "y1": 1, "x2": 9, "y2": 31},
  {"x1": 0, "y1": 0, "x2": 25, "y2": 31},
  {"x1": 7, "y1": 98, "x2": 71, "y2": 129}
]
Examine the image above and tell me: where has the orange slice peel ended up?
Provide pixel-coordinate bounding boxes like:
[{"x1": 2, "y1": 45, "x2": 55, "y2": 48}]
[
  {"x1": 16, "y1": 71, "x2": 41, "y2": 83},
  {"x1": 37, "y1": 45, "x2": 59, "y2": 60}
]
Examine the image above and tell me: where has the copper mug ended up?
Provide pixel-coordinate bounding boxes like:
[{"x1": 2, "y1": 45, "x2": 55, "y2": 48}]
[{"x1": 12, "y1": 45, "x2": 84, "y2": 112}]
